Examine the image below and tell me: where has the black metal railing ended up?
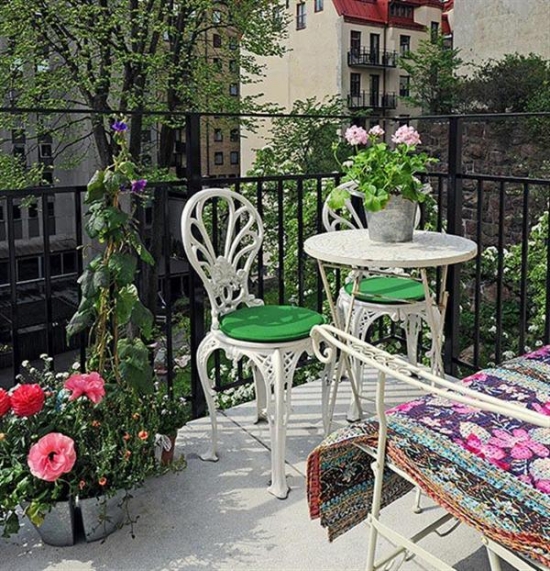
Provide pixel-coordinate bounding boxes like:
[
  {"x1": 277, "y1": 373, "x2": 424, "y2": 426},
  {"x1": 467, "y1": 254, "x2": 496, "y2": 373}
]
[
  {"x1": 2, "y1": 109, "x2": 550, "y2": 418},
  {"x1": 348, "y1": 49, "x2": 398, "y2": 68},
  {"x1": 347, "y1": 91, "x2": 398, "y2": 110}
]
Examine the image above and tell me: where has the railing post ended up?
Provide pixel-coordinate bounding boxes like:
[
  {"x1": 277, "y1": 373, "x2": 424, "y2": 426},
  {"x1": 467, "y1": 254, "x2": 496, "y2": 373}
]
[
  {"x1": 444, "y1": 116, "x2": 464, "y2": 376},
  {"x1": 6, "y1": 197, "x2": 20, "y2": 382},
  {"x1": 185, "y1": 112, "x2": 206, "y2": 418}
]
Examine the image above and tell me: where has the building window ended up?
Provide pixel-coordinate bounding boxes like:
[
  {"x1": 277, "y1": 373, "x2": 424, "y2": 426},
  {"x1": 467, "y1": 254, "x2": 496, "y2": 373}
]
[
  {"x1": 213, "y1": 34, "x2": 222, "y2": 48},
  {"x1": 350, "y1": 73, "x2": 361, "y2": 97},
  {"x1": 0, "y1": 261, "x2": 8, "y2": 284},
  {"x1": 230, "y1": 128, "x2": 239, "y2": 142},
  {"x1": 296, "y1": 3, "x2": 306, "y2": 30},
  {"x1": 214, "y1": 152, "x2": 224, "y2": 165},
  {"x1": 399, "y1": 35, "x2": 410, "y2": 56},
  {"x1": 229, "y1": 37, "x2": 238, "y2": 50},
  {"x1": 39, "y1": 143, "x2": 52, "y2": 158},
  {"x1": 212, "y1": 10, "x2": 222, "y2": 23},
  {"x1": 229, "y1": 83, "x2": 239, "y2": 96},
  {"x1": 431, "y1": 21, "x2": 439, "y2": 42},
  {"x1": 17, "y1": 257, "x2": 40, "y2": 282},
  {"x1": 230, "y1": 151, "x2": 239, "y2": 165},
  {"x1": 214, "y1": 128, "x2": 223, "y2": 142},
  {"x1": 399, "y1": 76, "x2": 410, "y2": 97},
  {"x1": 13, "y1": 144, "x2": 26, "y2": 161},
  {"x1": 314, "y1": 0, "x2": 323, "y2": 12},
  {"x1": 213, "y1": 58, "x2": 222, "y2": 71},
  {"x1": 28, "y1": 203, "x2": 39, "y2": 238},
  {"x1": 390, "y1": 4, "x2": 413, "y2": 19},
  {"x1": 41, "y1": 171, "x2": 54, "y2": 185},
  {"x1": 229, "y1": 59, "x2": 238, "y2": 73},
  {"x1": 350, "y1": 31, "x2": 361, "y2": 56}
]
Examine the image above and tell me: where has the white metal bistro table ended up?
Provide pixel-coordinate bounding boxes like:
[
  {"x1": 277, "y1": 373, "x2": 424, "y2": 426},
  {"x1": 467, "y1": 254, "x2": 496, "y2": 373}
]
[{"x1": 304, "y1": 229, "x2": 477, "y2": 422}]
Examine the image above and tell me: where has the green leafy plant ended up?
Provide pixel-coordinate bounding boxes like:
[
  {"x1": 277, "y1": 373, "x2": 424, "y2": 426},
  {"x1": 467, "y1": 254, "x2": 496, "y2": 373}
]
[
  {"x1": 0, "y1": 358, "x2": 160, "y2": 537},
  {"x1": 329, "y1": 124, "x2": 436, "y2": 212},
  {"x1": 67, "y1": 119, "x2": 154, "y2": 393}
]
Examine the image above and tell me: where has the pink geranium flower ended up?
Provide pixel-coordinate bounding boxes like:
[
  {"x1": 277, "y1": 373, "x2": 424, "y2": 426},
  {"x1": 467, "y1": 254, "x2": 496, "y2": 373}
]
[
  {"x1": 368, "y1": 125, "x2": 385, "y2": 138},
  {"x1": 344, "y1": 125, "x2": 368, "y2": 146},
  {"x1": 27, "y1": 433, "x2": 76, "y2": 482},
  {"x1": 64, "y1": 372, "x2": 106, "y2": 404},
  {"x1": 489, "y1": 428, "x2": 549, "y2": 460},
  {"x1": 392, "y1": 125, "x2": 421, "y2": 146}
]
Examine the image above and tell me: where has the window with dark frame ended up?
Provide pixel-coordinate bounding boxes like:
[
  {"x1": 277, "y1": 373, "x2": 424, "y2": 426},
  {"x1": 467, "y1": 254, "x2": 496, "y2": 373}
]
[
  {"x1": 350, "y1": 31, "x2": 361, "y2": 56},
  {"x1": 230, "y1": 151, "x2": 239, "y2": 165},
  {"x1": 213, "y1": 58, "x2": 222, "y2": 71},
  {"x1": 229, "y1": 59, "x2": 238, "y2": 73},
  {"x1": 350, "y1": 73, "x2": 361, "y2": 97},
  {"x1": 230, "y1": 128, "x2": 239, "y2": 142},
  {"x1": 314, "y1": 0, "x2": 323, "y2": 12},
  {"x1": 39, "y1": 143, "x2": 52, "y2": 158},
  {"x1": 213, "y1": 34, "x2": 222, "y2": 48},
  {"x1": 214, "y1": 128, "x2": 223, "y2": 142},
  {"x1": 431, "y1": 21, "x2": 439, "y2": 41},
  {"x1": 214, "y1": 152, "x2": 224, "y2": 165},
  {"x1": 399, "y1": 75, "x2": 410, "y2": 97},
  {"x1": 390, "y1": 3, "x2": 413, "y2": 19},
  {"x1": 296, "y1": 3, "x2": 306, "y2": 29},
  {"x1": 399, "y1": 35, "x2": 410, "y2": 56},
  {"x1": 229, "y1": 83, "x2": 239, "y2": 96},
  {"x1": 212, "y1": 10, "x2": 222, "y2": 23}
]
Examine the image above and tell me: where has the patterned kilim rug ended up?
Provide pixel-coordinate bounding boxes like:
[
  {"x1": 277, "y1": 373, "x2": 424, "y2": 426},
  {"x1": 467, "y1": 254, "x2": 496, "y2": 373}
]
[{"x1": 307, "y1": 347, "x2": 550, "y2": 567}]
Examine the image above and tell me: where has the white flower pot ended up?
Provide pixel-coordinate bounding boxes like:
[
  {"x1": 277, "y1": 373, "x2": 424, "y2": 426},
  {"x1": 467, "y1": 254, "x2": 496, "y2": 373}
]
[
  {"x1": 30, "y1": 499, "x2": 76, "y2": 546},
  {"x1": 78, "y1": 490, "x2": 128, "y2": 543}
]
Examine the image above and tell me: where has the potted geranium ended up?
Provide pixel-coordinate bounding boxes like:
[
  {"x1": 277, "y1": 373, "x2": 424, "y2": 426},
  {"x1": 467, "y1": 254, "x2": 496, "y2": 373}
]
[
  {"x1": 0, "y1": 358, "x2": 160, "y2": 545},
  {"x1": 330, "y1": 124, "x2": 436, "y2": 242},
  {"x1": 154, "y1": 385, "x2": 188, "y2": 466}
]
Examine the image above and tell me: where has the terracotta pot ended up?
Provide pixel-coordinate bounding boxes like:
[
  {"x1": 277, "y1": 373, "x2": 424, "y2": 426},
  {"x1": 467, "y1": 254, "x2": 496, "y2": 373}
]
[{"x1": 160, "y1": 434, "x2": 177, "y2": 466}]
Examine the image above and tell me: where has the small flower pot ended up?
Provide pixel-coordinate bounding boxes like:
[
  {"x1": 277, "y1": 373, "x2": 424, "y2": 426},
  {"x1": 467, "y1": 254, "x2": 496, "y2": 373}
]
[
  {"x1": 366, "y1": 196, "x2": 417, "y2": 243},
  {"x1": 161, "y1": 434, "x2": 177, "y2": 466},
  {"x1": 30, "y1": 499, "x2": 76, "y2": 547},
  {"x1": 78, "y1": 490, "x2": 128, "y2": 543}
]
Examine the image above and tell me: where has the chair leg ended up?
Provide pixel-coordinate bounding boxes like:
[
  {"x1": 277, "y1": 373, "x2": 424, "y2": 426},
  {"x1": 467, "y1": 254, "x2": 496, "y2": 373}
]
[
  {"x1": 253, "y1": 365, "x2": 268, "y2": 423},
  {"x1": 403, "y1": 313, "x2": 421, "y2": 366},
  {"x1": 346, "y1": 355, "x2": 364, "y2": 422},
  {"x1": 265, "y1": 349, "x2": 291, "y2": 499},
  {"x1": 485, "y1": 545, "x2": 503, "y2": 571},
  {"x1": 196, "y1": 336, "x2": 220, "y2": 463}
]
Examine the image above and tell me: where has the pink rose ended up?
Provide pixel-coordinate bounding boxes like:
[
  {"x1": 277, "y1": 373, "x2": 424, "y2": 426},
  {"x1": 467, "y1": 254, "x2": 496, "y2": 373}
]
[
  {"x1": 64, "y1": 372, "x2": 106, "y2": 404},
  {"x1": 344, "y1": 125, "x2": 368, "y2": 146},
  {"x1": 28, "y1": 433, "x2": 77, "y2": 482},
  {"x1": 391, "y1": 125, "x2": 421, "y2": 146},
  {"x1": 368, "y1": 125, "x2": 385, "y2": 138},
  {"x1": 0, "y1": 389, "x2": 11, "y2": 417},
  {"x1": 10, "y1": 384, "x2": 45, "y2": 417}
]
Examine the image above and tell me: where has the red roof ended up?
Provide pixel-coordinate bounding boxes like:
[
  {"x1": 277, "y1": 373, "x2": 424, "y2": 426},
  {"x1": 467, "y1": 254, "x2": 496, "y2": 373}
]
[{"x1": 332, "y1": 0, "x2": 389, "y2": 25}]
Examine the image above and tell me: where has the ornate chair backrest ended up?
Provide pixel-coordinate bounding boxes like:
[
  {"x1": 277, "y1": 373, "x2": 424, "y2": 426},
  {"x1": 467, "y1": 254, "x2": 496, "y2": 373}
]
[
  {"x1": 322, "y1": 181, "x2": 366, "y2": 232},
  {"x1": 182, "y1": 188, "x2": 264, "y2": 329}
]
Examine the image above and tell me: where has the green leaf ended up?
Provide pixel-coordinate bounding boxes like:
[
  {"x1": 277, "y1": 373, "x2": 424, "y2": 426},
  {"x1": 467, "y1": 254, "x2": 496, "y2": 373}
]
[
  {"x1": 108, "y1": 252, "x2": 137, "y2": 286},
  {"x1": 67, "y1": 307, "x2": 93, "y2": 338},
  {"x1": 127, "y1": 230, "x2": 154, "y2": 265},
  {"x1": 86, "y1": 170, "x2": 105, "y2": 203},
  {"x1": 93, "y1": 265, "x2": 110, "y2": 289},
  {"x1": 116, "y1": 285, "x2": 138, "y2": 325},
  {"x1": 117, "y1": 338, "x2": 153, "y2": 393},
  {"x1": 131, "y1": 299, "x2": 154, "y2": 339},
  {"x1": 117, "y1": 161, "x2": 136, "y2": 179},
  {"x1": 103, "y1": 170, "x2": 127, "y2": 193},
  {"x1": 327, "y1": 186, "x2": 350, "y2": 210}
]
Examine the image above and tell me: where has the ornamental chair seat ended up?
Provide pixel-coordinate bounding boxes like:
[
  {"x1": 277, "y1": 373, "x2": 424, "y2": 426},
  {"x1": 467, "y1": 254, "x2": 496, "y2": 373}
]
[
  {"x1": 322, "y1": 182, "x2": 432, "y2": 429},
  {"x1": 181, "y1": 188, "x2": 325, "y2": 499}
]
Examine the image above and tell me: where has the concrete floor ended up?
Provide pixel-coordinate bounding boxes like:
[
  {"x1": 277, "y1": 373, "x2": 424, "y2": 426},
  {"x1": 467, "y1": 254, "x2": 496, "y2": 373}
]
[{"x1": 1, "y1": 372, "x2": 514, "y2": 571}]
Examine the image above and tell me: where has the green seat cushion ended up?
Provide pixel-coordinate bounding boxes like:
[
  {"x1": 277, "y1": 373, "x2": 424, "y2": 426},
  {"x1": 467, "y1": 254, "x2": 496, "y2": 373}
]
[
  {"x1": 219, "y1": 305, "x2": 325, "y2": 343},
  {"x1": 343, "y1": 276, "x2": 425, "y2": 304}
]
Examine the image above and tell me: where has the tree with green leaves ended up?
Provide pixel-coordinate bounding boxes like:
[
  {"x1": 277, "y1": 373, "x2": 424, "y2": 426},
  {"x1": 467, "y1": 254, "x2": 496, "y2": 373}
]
[
  {"x1": 399, "y1": 34, "x2": 463, "y2": 114},
  {"x1": 462, "y1": 53, "x2": 550, "y2": 113}
]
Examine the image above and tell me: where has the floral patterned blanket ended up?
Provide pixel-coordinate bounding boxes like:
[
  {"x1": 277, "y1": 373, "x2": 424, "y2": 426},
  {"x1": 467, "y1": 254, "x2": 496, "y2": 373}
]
[{"x1": 307, "y1": 347, "x2": 550, "y2": 567}]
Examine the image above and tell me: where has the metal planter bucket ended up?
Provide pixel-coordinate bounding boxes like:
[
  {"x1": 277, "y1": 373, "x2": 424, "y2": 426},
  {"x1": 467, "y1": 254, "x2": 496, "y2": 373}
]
[
  {"x1": 78, "y1": 490, "x2": 128, "y2": 543},
  {"x1": 31, "y1": 499, "x2": 76, "y2": 547},
  {"x1": 366, "y1": 195, "x2": 417, "y2": 243}
]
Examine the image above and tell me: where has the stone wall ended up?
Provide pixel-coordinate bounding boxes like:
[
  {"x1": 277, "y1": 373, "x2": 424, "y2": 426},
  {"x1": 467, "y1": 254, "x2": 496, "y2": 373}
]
[{"x1": 421, "y1": 119, "x2": 550, "y2": 247}]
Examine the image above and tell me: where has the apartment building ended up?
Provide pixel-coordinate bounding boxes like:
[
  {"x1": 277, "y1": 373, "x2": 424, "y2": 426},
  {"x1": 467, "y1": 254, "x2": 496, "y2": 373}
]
[{"x1": 241, "y1": 0, "x2": 445, "y2": 171}]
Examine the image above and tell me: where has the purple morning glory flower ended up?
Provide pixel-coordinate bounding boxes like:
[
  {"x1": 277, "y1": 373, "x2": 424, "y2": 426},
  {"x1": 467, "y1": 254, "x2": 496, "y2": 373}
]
[
  {"x1": 112, "y1": 120, "x2": 128, "y2": 133},
  {"x1": 130, "y1": 179, "x2": 147, "y2": 194}
]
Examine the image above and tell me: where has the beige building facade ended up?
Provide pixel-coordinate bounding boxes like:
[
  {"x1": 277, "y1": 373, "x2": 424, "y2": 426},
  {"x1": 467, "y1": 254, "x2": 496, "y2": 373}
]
[
  {"x1": 241, "y1": 0, "x2": 444, "y2": 172},
  {"x1": 452, "y1": 0, "x2": 550, "y2": 66}
]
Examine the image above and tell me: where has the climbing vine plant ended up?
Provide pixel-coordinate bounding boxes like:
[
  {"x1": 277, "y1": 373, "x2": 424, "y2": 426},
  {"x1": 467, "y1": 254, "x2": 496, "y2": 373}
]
[{"x1": 67, "y1": 119, "x2": 155, "y2": 392}]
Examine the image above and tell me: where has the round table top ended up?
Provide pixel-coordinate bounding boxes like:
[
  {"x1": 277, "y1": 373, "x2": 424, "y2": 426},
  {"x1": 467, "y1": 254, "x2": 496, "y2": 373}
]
[{"x1": 304, "y1": 230, "x2": 477, "y2": 269}]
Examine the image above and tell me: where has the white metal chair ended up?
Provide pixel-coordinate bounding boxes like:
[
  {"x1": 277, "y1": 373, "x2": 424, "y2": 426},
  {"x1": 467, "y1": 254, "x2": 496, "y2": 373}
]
[
  {"x1": 181, "y1": 188, "x2": 325, "y2": 499},
  {"x1": 322, "y1": 182, "x2": 431, "y2": 425}
]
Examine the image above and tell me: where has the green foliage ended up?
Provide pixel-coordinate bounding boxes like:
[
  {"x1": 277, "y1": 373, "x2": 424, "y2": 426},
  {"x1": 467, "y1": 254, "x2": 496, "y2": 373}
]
[
  {"x1": 399, "y1": 34, "x2": 463, "y2": 114},
  {"x1": 265, "y1": 97, "x2": 346, "y2": 174},
  {"x1": 462, "y1": 53, "x2": 550, "y2": 113},
  {"x1": 0, "y1": 153, "x2": 44, "y2": 190},
  {"x1": 67, "y1": 121, "x2": 154, "y2": 393}
]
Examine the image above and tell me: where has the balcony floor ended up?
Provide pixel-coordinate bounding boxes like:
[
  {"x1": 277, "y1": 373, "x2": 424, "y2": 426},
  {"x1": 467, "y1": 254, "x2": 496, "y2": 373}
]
[{"x1": 2, "y1": 372, "x2": 514, "y2": 571}]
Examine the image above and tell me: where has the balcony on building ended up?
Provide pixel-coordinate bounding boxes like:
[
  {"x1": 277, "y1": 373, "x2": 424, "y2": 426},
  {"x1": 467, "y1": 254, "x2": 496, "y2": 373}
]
[
  {"x1": 347, "y1": 91, "x2": 397, "y2": 110},
  {"x1": 347, "y1": 49, "x2": 398, "y2": 68}
]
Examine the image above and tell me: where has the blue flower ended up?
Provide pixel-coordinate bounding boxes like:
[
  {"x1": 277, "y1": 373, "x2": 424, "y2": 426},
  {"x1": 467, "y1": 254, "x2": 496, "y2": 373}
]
[
  {"x1": 112, "y1": 120, "x2": 128, "y2": 133},
  {"x1": 131, "y1": 179, "x2": 147, "y2": 194}
]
